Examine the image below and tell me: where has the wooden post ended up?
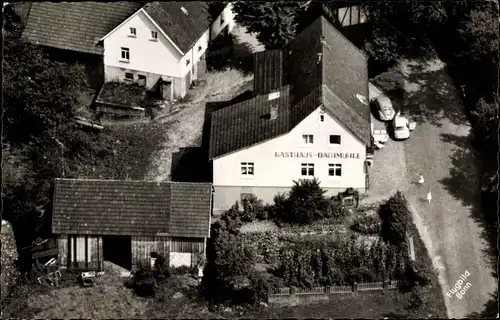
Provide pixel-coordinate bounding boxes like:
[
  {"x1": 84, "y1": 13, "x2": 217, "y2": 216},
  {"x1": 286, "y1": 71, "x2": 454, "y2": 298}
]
[
  {"x1": 353, "y1": 282, "x2": 358, "y2": 293},
  {"x1": 383, "y1": 279, "x2": 389, "y2": 290}
]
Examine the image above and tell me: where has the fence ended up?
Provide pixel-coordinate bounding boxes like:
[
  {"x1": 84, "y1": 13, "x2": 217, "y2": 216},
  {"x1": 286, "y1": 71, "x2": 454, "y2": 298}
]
[{"x1": 269, "y1": 280, "x2": 405, "y2": 305}]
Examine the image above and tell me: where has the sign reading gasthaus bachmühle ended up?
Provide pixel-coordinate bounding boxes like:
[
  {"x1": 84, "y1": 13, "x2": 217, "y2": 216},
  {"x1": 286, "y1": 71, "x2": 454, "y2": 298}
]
[{"x1": 274, "y1": 152, "x2": 361, "y2": 159}]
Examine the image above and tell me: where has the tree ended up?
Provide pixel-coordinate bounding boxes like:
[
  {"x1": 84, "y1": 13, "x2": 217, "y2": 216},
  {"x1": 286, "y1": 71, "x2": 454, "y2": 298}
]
[
  {"x1": 3, "y1": 39, "x2": 86, "y2": 145},
  {"x1": 202, "y1": 219, "x2": 255, "y2": 303},
  {"x1": 287, "y1": 178, "x2": 329, "y2": 224},
  {"x1": 379, "y1": 192, "x2": 411, "y2": 246},
  {"x1": 232, "y1": 1, "x2": 304, "y2": 49}
]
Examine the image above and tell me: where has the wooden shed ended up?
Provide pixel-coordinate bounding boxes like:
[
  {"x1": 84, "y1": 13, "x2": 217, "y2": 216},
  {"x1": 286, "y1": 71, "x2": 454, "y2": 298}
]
[{"x1": 52, "y1": 178, "x2": 212, "y2": 271}]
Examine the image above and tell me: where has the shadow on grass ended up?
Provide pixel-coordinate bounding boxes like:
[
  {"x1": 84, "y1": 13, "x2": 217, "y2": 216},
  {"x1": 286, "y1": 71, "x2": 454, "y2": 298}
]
[
  {"x1": 437, "y1": 132, "x2": 498, "y2": 276},
  {"x1": 403, "y1": 65, "x2": 469, "y2": 128}
]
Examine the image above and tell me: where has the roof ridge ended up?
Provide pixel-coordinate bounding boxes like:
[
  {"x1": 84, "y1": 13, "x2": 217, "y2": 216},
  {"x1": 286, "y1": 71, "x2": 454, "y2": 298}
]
[
  {"x1": 55, "y1": 178, "x2": 211, "y2": 186},
  {"x1": 320, "y1": 15, "x2": 367, "y2": 60}
]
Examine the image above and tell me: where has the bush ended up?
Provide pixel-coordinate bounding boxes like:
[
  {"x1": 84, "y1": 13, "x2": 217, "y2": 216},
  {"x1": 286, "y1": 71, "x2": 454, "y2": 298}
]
[
  {"x1": 405, "y1": 260, "x2": 434, "y2": 287},
  {"x1": 286, "y1": 178, "x2": 329, "y2": 225},
  {"x1": 132, "y1": 269, "x2": 156, "y2": 297},
  {"x1": 247, "y1": 271, "x2": 271, "y2": 304},
  {"x1": 349, "y1": 266, "x2": 378, "y2": 284},
  {"x1": 240, "y1": 194, "x2": 266, "y2": 223},
  {"x1": 379, "y1": 192, "x2": 411, "y2": 246},
  {"x1": 350, "y1": 215, "x2": 382, "y2": 234},
  {"x1": 170, "y1": 266, "x2": 191, "y2": 276}
]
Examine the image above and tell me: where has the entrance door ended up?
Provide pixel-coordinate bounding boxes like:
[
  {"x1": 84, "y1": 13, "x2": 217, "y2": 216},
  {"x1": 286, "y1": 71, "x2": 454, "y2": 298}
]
[
  {"x1": 102, "y1": 236, "x2": 132, "y2": 270},
  {"x1": 160, "y1": 81, "x2": 173, "y2": 101}
]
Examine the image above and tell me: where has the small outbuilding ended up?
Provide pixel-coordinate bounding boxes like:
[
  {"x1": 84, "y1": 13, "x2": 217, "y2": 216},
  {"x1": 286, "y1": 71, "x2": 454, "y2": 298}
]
[{"x1": 52, "y1": 178, "x2": 212, "y2": 271}]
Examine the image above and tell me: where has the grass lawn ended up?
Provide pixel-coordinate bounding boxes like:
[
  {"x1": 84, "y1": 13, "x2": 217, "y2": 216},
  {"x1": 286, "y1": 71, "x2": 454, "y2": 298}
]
[{"x1": 73, "y1": 121, "x2": 169, "y2": 180}]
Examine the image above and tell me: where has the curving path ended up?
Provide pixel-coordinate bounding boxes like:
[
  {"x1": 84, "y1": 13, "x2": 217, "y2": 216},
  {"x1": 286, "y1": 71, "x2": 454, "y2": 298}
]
[{"x1": 400, "y1": 59, "x2": 496, "y2": 318}]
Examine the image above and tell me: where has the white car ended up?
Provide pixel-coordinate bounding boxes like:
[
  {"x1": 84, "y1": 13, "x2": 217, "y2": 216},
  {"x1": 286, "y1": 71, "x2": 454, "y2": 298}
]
[
  {"x1": 374, "y1": 95, "x2": 396, "y2": 121},
  {"x1": 393, "y1": 112, "x2": 416, "y2": 140}
]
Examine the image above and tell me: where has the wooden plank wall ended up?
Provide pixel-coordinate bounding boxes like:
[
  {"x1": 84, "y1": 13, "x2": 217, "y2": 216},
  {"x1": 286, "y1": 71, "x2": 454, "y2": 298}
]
[
  {"x1": 131, "y1": 237, "x2": 206, "y2": 268},
  {"x1": 63, "y1": 235, "x2": 102, "y2": 270},
  {"x1": 58, "y1": 236, "x2": 68, "y2": 267},
  {"x1": 170, "y1": 237, "x2": 204, "y2": 254},
  {"x1": 131, "y1": 236, "x2": 170, "y2": 269}
]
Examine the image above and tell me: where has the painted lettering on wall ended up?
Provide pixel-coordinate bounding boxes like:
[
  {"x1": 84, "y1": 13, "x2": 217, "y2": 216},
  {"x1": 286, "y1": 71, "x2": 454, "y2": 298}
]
[{"x1": 274, "y1": 152, "x2": 360, "y2": 159}]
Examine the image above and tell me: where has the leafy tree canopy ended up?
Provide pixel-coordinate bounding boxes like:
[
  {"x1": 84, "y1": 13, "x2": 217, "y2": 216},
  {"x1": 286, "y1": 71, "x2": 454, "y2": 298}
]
[{"x1": 232, "y1": 1, "x2": 307, "y2": 49}]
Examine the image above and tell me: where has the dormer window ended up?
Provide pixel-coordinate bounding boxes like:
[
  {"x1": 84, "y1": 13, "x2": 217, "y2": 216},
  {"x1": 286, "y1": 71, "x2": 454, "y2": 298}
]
[
  {"x1": 150, "y1": 30, "x2": 158, "y2": 41},
  {"x1": 186, "y1": 59, "x2": 190, "y2": 66},
  {"x1": 129, "y1": 27, "x2": 136, "y2": 37},
  {"x1": 198, "y1": 45, "x2": 202, "y2": 52}
]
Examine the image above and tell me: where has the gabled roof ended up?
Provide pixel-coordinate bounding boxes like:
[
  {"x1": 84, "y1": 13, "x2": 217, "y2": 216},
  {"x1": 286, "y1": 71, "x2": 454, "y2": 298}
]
[
  {"x1": 22, "y1": 2, "x2": 142, "y2": 55},
  {"x1": 208, "y1": 16, "x2": 371, "y2": 159},
  {"x1": 52, "y1": 179, "x2": 212, "y2": 238},
  {"x1": 142, "y1": 2, "x2": 210, "y2": 53},
  {"x1": 209, "y1": 86, "x2": 292, "y2": 159}
]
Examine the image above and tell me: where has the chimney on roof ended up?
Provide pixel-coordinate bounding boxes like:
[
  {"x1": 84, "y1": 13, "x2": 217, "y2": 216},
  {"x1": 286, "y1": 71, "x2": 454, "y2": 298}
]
[{"x1": 270, "y1": 105, "x2": 278, "y2": 120}]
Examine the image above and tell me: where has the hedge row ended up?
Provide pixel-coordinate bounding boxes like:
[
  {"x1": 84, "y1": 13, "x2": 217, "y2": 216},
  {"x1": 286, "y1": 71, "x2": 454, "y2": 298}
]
[{"x1": 274, "y1": 235, "x2": 408, "y2": 288}]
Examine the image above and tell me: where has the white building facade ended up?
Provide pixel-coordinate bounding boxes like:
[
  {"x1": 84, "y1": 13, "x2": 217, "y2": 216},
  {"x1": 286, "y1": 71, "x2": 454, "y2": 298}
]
[
  {"x1": 101, "y1": 6, "x2": 214, "y2": 100},
  {"x1": 210, "y1": 2, "x2": 236, "y2": 40},
  {"x1": 212, "y1": 107, "x2": 367, "y2": 215}
]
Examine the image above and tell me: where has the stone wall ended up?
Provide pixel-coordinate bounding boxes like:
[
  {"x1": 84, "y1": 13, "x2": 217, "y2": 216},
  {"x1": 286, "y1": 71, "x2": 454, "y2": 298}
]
[{"x1": 1, "y1": 220, "x2": 20, "y2": 303}]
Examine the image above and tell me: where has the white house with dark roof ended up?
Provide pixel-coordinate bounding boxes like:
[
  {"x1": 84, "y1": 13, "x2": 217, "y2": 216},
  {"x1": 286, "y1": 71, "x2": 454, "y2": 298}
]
[
  {"x1": 208, "y1": 16, "x2": 371, "y2": 215},
  {"x1": 22, "y1": 1, "x2": 235, "y2": 99}
]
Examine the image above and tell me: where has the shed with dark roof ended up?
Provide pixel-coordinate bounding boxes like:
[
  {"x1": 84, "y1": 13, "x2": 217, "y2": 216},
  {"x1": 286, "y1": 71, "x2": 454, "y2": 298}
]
[
  {"x1": 22, "y1": 2, "x2": 142, "y2": 55},
  {"x1": 52, "y1": 178, "x2": 212, "y2": 270}
]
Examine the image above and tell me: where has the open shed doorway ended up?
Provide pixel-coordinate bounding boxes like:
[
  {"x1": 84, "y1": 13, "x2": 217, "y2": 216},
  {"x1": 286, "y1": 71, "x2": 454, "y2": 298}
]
[{"x1": 102, "y1": 235, "x2": 132, "y2": 270}]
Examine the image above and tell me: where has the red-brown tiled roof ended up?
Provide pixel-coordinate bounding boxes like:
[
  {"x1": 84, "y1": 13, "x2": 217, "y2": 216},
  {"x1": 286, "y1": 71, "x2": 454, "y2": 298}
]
[
  {"x1": 22, "y1": 2, "x2": 142, "y2": 55},
  {"x1": 52, "y1": 179, "x2": 212, "y2": 238}
]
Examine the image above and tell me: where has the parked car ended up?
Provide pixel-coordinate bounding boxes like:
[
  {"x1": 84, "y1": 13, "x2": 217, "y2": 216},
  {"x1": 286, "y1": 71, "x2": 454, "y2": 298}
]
[
  {"x1": 392, "y1": 112, "x2": 416, "y2": 140},
  {"x1": 373, "y1": 95, "x2": 396, "y2": 121}
]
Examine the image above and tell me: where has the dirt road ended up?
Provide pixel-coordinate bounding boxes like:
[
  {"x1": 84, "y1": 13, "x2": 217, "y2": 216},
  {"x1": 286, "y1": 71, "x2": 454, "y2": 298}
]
[{"x1": 400, "y1": 59, "x2": 496, "y2": 318}]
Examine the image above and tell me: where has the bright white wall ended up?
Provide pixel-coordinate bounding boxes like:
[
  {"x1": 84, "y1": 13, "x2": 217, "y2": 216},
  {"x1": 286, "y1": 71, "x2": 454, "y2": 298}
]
[
  {"x1": 213, "y1": 107, "x2": 367, "y2": 190},
  {"x1": 210, "y1": 3, "x2": 236, "y2": 40},
  {"x1": 181, "y1": 29, "x2": 209, "y2": 77},
  {"x1": 103, "y1": 10, "x2": 183, "y2": 78}
]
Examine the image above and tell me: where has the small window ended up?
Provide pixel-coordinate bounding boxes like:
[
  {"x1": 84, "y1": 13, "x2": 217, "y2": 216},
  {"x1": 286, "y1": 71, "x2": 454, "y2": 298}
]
[
  {"x1": 328, "y1": 164, "x2": 342, "y2": 177},
  {"x1": 350, "y1": 6, "x2": 360, "y2": 25},
  {"x1": 301, "y1": 163, "x2": 315, "y2": 176},
  {"x1": 241, "y1": 162, "x2": 254, "y2": 176},
  {"x1": 120, "y1": 47, "x2": 130, "y2": 62},
  {"x1": 151, "y1": 31, "x2": 158, "y2": 40},
  {"x1": 220, "y1": 14, "x2": 225, "y2": 26},
  {"x1": 198, "y1": 45, "x2": 202, "y2": 52},
  {"x1": 186, "y1": 59, "x2": 190, "y2": 66},
  {"x1": 338, "y1": 7, "x2": 349, "y2": 26},
  {"x1": 302, "y1": 134, "x2": 314, "y2": 145},
  {"x1": 129, "y1": 27, "x2": 136, "y2": 37},
  {"x1": 124, "y1": 73, "x2": 134, "y2": 81},
  {"x1": 241, "y1": 193, "x2": 253, "y2": 202},
  {"x1": 329, "y1": 135, "x2": 341, "y2": 145},
  {"x1": 320, "y1": 114, "x2": 325, "y2": 122}
]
